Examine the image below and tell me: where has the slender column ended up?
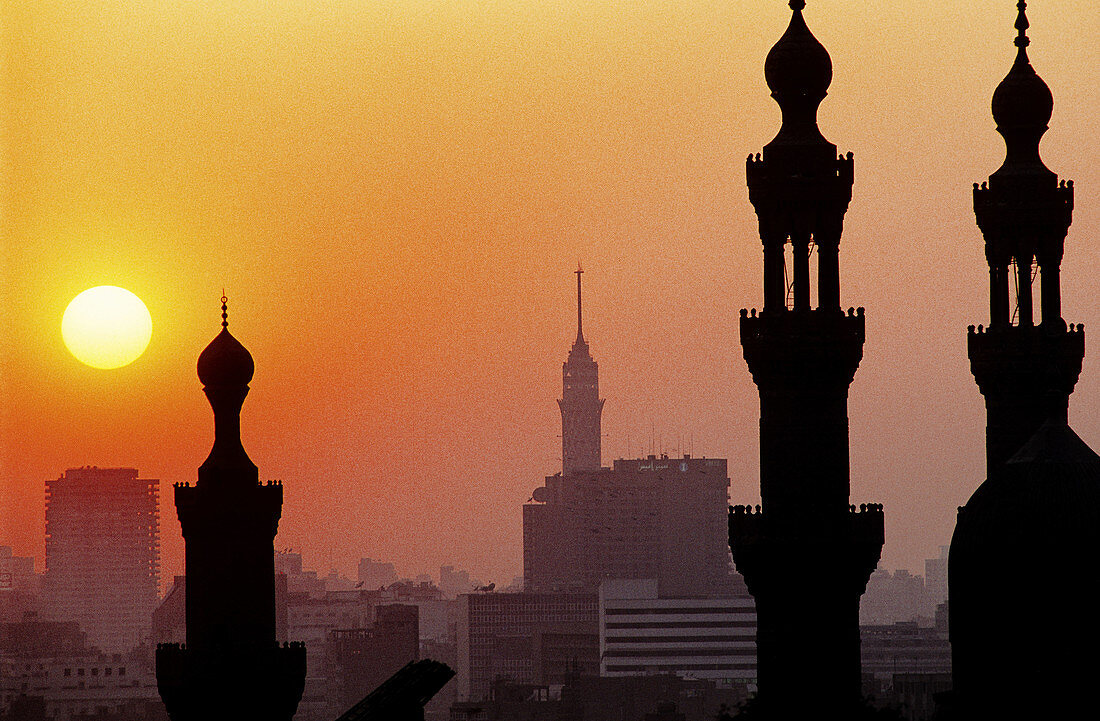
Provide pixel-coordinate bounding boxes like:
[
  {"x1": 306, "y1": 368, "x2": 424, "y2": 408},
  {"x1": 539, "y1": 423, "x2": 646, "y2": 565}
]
[
  {"x1": 792, "y1": 234, "x2": 810, "y2": 311},
  {"x1": 763, "y1": 238, "x2": 786, "y2": 313},
  {"x1": 1039, "y1": 261, "x2": 1061, "y2": 327},
  {"x1": 990, "y1": 263, "x2": 1010, "y2": 328},
  {"x1": 817, "y1": 237, "x2": 841, "y2": 311}
]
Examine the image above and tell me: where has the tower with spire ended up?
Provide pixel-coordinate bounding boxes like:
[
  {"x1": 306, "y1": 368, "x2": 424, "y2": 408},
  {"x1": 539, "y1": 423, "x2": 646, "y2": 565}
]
[
  {"x1": 156, "y1": 298, "x2": 305, "y2": 721},
  {"x1": 949, "y1": 4, "x2": 1100, "y2": 717},
  {"x1": 728, "y1": 2, "x2": 883, "y2": 714},
  {"x1": 558, "y1": 266, "x2": 604, "y2": 475},
  {"x1": 967, "y1": 1, "x2": 1081, "y2": 477}
]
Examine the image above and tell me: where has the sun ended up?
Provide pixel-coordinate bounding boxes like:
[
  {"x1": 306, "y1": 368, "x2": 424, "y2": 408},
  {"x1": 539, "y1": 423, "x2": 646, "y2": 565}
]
[{"x1": 62, "y1": 286, "x2": 153, "y2": 369}]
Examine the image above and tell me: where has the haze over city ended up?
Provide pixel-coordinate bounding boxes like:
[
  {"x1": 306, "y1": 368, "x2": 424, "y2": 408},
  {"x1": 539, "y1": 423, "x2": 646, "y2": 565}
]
[{"x1": 4, "y1": 0, "x2": 1100, "y2": 588}]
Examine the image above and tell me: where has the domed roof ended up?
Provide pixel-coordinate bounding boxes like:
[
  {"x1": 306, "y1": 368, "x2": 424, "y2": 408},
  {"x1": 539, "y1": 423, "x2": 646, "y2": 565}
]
[
  {"x1": 764, "y1": 1, "x2": 832, "y2": 103},
  {"x1": 956, "y1": 421, "x2": 1100, "y2": 541},
  {"x1": 196, "y1": 298, "x2": 254, "y2": 388}
]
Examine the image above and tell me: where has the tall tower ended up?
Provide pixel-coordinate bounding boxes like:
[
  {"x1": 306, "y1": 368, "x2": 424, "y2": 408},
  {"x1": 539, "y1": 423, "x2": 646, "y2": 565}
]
[
  {"x1": 728, "y1": 2, "x2": 883, "y2": 714},
  {"x1": 45, "y1": 467, "x2": 159, "y2": 653},
  {"x1": 967, "y1": 1, "x2": 1081, "y2": 477},
  {"x1": 156, "y1": 299, "x2": 305, "y2": 721},
  {"x1": 558, "y1": 267, "x2": 604, "y2": 475},
  {"x1": 949, "y1": 6, "x2": 1100, "y2": 718}
]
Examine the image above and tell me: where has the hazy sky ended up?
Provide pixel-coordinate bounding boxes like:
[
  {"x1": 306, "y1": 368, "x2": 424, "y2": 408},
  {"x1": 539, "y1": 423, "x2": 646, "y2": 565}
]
[{"x1": 2, "y1": 1, "x2": 1099, "y2": 586}]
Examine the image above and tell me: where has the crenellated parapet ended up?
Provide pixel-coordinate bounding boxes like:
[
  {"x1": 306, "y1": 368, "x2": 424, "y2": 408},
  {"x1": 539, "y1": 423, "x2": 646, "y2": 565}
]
[
  {"x1": 740, "y1": 307, "x2": 864, "y2": 391},
  {"x1": 174, "y1": 480, "x2": 284, "y2": 540},
  {"x1": 156, "y1": 641, "x2": 306, "y2": 721},
  {"x1": 969, "y1": 323, "x2": 1084, "y2": 399},
  {"x1": 974, "y1": 179, "x2": 1073, "y2": 255},
  {"x1": 747, "y1": 151, "x2": 854, "y2": 242},
  {"x1": 728, "y1": 502, "x2": 884, "y2": 598}
]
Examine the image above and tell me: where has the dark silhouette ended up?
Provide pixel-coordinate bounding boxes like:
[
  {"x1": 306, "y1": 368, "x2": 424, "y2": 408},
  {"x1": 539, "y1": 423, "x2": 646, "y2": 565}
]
[
  {"x1": 966, "y1": 2, "x2": 1081, "y2": 479},
  {"x1": 728, "y1": 1, "x2": 883, "y2": 715},
  {"x1": 559, "y1": 266, "x2": 605, "y2": 475},
  {"x1": 333, "y1": 659, "x2": 455, "y2": 721},
  {"x1": 155, "y1": 298, "x2": 305, "y2": 720},
  {"x1": 948, "y1": 4, "x2": 1100, "y2": 718}
]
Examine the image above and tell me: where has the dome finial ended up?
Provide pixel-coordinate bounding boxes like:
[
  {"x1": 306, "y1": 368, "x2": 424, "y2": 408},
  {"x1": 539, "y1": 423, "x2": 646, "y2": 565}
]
[
  {"x1": 790, "y1": 0, "x2": 806, "y2": 10},
  {"x1": 220, "y1": 291, "x2": 229, "y2": 329},
  {"x1": 1014, "y1": 2, "x2": 1030, "y2": 49}
]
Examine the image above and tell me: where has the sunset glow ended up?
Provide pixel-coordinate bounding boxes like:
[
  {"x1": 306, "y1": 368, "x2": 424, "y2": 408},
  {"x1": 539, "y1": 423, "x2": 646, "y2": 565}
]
[{"x1": 3, "y1": 1, "x2": 1100, "y2": 587}]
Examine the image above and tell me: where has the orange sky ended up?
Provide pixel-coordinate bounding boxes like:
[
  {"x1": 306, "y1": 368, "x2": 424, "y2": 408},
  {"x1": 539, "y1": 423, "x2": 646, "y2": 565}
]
[{"x1": 2, "y1": 1, "x2": 1100, "y2": 587}]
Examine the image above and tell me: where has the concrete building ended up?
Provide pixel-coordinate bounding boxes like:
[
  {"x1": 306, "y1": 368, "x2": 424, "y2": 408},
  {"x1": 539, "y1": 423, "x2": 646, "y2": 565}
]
[
  {"x1": 455, "y1": 592, "x2": 599, "y2": 702},
  {"x1": 599, "y1": 580, "x2": 756, "y2": 685},
  {"x1": 325, "y1": 604, "x2": 419, "y2": 716},
  {"x1": 44, "y1": 467, "x2": 159, "y2": 653},
  {"x1": 525, "y1": 455, "x2": 735, "y2": 598},
  {"x1": 0, "y1": 547, "x2": 40, "y2": 623},
  {"x1": 357, "y1": 558, "x2": 398, "y2": 591}
]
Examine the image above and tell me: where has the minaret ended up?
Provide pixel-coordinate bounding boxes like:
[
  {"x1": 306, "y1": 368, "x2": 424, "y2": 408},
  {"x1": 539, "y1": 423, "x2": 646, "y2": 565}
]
[
  {"x1": 968, "y1": 1, "x2": 1082, "y2": 477},
  {"x1": 156, "y1": 298, "x2": 305, "y2": 721},
  {"x1": 949, "y1": 6, "x2": 1099, "y2": 718},
  {"x1": 558, "y1": 266, "x2": 605, "y2": 475},
  {"x1": 728, "y1": 2, "x2": 883, "y2": 714}
]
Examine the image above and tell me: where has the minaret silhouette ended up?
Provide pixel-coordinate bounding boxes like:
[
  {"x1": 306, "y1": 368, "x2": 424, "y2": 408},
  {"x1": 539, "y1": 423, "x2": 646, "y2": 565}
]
[
  {"x1": 967, "y1": 0, "x2": 1082, "y2": 477},
  {"x1": 156, "y1": 297, "x2": 305, "y2": 721},
  {"x1": 728, "y1": 2, "x2": 883, "y2": 714},
  {"x1": 558, "y1": 266, "x2": 604, "y2": 475},
  {"x1": 949, "y1": 5, "x2": 1100, "y2": 718}
]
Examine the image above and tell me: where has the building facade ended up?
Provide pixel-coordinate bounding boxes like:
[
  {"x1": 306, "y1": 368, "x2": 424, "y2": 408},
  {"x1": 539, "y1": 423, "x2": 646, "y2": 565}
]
[
  {"x1": 599, "y1": 580, "x2": 756, "y2": 684},
  {"x1": 525, "y1": 455, "x2": 735, "y2": 597},
  {"x1": 728, "y1": 2, "x2": 883, "y2": 715},
  {"x1": 44, "y1": 467, "x2": 159, "y2": 654},
  {"x1": 455, "y1": 592, "x2": 599, "y2": 702}
]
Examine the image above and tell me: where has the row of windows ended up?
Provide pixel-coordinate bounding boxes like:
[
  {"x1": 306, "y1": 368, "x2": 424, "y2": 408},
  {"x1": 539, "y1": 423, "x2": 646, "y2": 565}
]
[
  {"x1": 605, "y1": 648, "x2": 756, "y2": 658},
  {"x1": 606, "y1": 621, "x2": 755, "y2": 629},
  {"x1": 63, "y1": 667, "x2": 126, "y2": 677}
]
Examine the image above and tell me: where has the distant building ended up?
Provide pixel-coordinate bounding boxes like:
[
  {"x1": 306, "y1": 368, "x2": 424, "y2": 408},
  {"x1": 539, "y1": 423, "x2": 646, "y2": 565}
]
[
  {"x1": 923, "y1": 546, "x2": 949, "y2": 606},
  {"x1": 44, "y1": 467, "x2": 159, "y2": 653},
  {"x1": 559, "y1": 267, "x2": 604, "y2": 476},
  {"x1": 860, "y1": 569, "x2": 934, "y2": 625},
  {"x1": 325, "y1": 605, "x2": 419, "y2": 716},
  {"x1": 0, "y1": 546, "x2": 40, "y2": 622},
  {"x1": 455, "y1": 592, "x2": 599, "y2": 702},
  {"x1": 599, "y1": 579, "x2": 756, "y2": 684},
  {"x1": 525, "y1": 455, "x2": 735, "y2": 597},
  {"x1": 440, "y1": 566, "x2": 476, "y2": 598},
  {"x1": 358, "y1": 558, "x2": 398, "y2": 591}
]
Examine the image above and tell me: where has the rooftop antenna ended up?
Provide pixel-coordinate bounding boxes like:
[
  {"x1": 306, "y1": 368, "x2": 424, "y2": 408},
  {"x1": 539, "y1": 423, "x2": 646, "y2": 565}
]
[{"x1": 575, "y1": 262, "x2": 584, "y2": 343}]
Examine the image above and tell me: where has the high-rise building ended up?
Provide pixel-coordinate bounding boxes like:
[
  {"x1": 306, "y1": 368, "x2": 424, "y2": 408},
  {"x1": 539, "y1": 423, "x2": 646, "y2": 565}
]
[
  {"x1": 357, "y1": 558, "x2": 398, "y2": 591},
  {"x1": 455, "y1": 592, "x2": 599, "y2": 702},
  {"x1": 44, "y1": 467, "x2": 159, "y2": 653},
  {"x1": 727, "y1": 2, "x2": 883, "y2": 715},
  {"x1": 949, "y1": 4, "x2": 1100, "y2": 718},
  {"x1": 525, "y1": 455, "x2": 736, "y2": 597},
  {"x1": 155, "y1": 300, "x2": 305, "y2": 720},
  {"x1": 559, "y1": 267, "x2": 604, "y2": 476},
  {"x1": 599, "y1": 580, "x2": 756, "y2": 684}
]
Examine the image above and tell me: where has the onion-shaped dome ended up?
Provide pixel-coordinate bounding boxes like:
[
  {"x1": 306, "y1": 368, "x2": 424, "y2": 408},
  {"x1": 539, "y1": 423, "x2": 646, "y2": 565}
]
[
  {"x1": 990, "y1": 2, "x2": 1054, "y2": 177},
  {"x1": 764, "y1": 1, "x2": 832, "y2": 105},
  {"x1": 197, "y1": 297, "x2": 254, "y2": 388}
]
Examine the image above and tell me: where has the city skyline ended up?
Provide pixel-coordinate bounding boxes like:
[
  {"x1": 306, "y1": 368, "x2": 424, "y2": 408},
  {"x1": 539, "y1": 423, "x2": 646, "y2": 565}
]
[{"x1": 4, "y1": 1, "x2": 1100, "y2": 585}]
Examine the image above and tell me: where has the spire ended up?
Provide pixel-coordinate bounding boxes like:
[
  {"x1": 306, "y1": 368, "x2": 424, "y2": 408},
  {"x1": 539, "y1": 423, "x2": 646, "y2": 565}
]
[
  {"x1": 196, "y1": 294, "x2": 257, "y2": 480},
  {"x1": 991, "y1": 0, "x2": 1053, "y2": 180},
  {"x1": 575, "y1": 264, "x2": 584, "y2": 345}
]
